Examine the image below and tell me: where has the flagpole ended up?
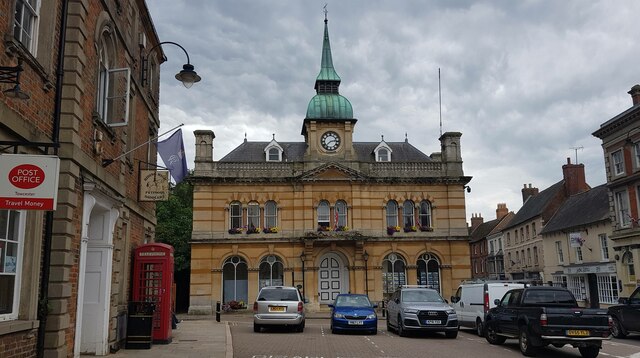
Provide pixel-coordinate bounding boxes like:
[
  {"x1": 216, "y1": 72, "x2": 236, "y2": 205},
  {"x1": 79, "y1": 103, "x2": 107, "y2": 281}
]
[{"x1": 102, "y1": 123, "x2": 184, "y2": 167}]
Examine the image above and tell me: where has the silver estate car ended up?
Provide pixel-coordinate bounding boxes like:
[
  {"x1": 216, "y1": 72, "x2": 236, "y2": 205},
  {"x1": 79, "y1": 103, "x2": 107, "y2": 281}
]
[
  {"x1": 386, "y1": 286, "x2": 458, "y2": 338},
  {"x1": 253, "y1": 286, "x2": 305, "y2": 332}
]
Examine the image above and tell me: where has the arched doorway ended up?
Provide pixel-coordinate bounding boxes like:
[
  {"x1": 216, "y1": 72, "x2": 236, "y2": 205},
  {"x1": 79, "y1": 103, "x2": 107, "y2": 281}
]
[
  {"x1": 417, "y1": 253, "x2": 441, "y2": 293},
  {"x1": 318, "y1": 253, "x2": 348, "y2": 304}
]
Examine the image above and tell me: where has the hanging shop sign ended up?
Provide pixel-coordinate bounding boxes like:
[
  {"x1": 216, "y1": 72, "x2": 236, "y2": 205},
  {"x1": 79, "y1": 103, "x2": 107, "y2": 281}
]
[
  {"x1": 138, "y1": 169, "x2": 169, "y2": 201},
  {"x1": 569, "y1": 232, "x2": 585, "y2": 248},
  {"x1": 0, "y1": 154, "x2": 60, "y2": 210}
]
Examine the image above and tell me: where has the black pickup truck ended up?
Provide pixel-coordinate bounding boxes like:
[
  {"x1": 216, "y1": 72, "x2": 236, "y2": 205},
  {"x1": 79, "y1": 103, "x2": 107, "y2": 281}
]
[
  {"x1": 608, "y1": 286, "x2": 640, "y2": 338},
  {"x1": 484, "y1": 287, "x2": 611, "y2": 358}
]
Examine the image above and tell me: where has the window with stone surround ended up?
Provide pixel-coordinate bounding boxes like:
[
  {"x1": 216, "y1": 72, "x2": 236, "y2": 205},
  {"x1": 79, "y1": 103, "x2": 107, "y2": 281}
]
[
  {"x1": 418, "y1": 201, "x2": 432, "y2": 228},
  {"x1": 386, "y1": 200, "x2": 398, "y2": 228},
  {"x1": 230, "y1": 201, "x2": 242, "y2": 230},
  {"x1": 317, "y1": 200, "x2": 330, "y2": 229},
  {"x1": 247, "y1": 202, "x2": 260, "y2": 230},
  {"x1": 0, "y1": 210, "x2": 24, "y2": 321},
  {"x1": 13, "y1": 0, "x2": 40, "y2": 54},
  {"x1": 614, "y1": 190, "x2": 631, "y2": 228},
  {"x1": 96, "y1": 26, "x2": 130, "y2": 126},
  {"x1": 335, "y1": 200, "x2": 347, "y2": 228},
  {"x1": 599, "y1": 234, "x2": 609, "y2": 261},
  {"x1": 402, "y1": 200, "x2": 415, "y2": 228},
  {"x1": 264, "y1": 201, "x2": 277, "y2": 229},
  {"x1": 611, "y1": 149, "x2": 624, "y2": 176}
]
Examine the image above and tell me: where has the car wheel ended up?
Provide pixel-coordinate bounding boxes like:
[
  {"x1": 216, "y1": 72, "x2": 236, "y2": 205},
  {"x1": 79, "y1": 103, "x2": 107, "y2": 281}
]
[
  {"x1": 253, "y1": 323, "x2": 261, "y2": 333},
  {"x1": 397, "y1": 316, "x2": 407, "y2": 337},
  {"x1": 476, "y1": 319, "x2": 484, "y2": 337},
  {"x1": 485, "y1": 321, "x2": 506, "y2": 345},
  {"x1": 578, "y1": 346, "x2": 600, "y2": 358},
  {"x1": 611, "y1": 317, "x2": 627, "y2": 338},
  {"x1": 519, "y1": 326, "x2": 539, "y2": 357},
  {"x1": 445, "y1": 330, "x2": 458, "y2": 339}
]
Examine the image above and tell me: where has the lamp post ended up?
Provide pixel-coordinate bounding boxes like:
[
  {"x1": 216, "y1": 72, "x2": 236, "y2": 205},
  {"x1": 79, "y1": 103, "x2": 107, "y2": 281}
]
[
  {"x1": 141, "y1": 41, "x2": 201, "y2": 88},
  {"x1": 300, "y1": 251, "x2": 306, "y2": 300},
  {"x1": 363, "y1": 251, "x2": 369, "y2": 295}
]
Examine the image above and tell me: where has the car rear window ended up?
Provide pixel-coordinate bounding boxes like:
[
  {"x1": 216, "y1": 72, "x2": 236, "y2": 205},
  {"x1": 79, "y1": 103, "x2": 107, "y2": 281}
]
[
  {"x1": 523, "y1": 290, "x2": 576, "y2": 305},
  {"x1": 258, "y1": 288, "x2": 299, "y2": 301}
]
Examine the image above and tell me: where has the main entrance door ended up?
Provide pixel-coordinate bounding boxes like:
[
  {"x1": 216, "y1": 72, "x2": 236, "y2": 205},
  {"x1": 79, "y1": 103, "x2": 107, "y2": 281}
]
[{"x1": 318, "y1": 253, "x2": 347, "y2": 304}]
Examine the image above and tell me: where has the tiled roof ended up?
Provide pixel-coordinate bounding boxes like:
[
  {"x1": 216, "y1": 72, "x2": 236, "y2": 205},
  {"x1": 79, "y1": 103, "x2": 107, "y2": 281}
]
[
  {"x1": 469, "y1": 218, "x2": 501, "y2": 243},
  {"x1": 219, "y1": 141, "x2": 432, "y2": 163},
  {"x1": 540, "y1": 184, "x2": 609, "y2": 234},
  {"x1": 488, "y1": 212, "x2": 515, "y2": 236},
  {"x1": 505, "y1": 180, "x2": 564, "y2": 229}
]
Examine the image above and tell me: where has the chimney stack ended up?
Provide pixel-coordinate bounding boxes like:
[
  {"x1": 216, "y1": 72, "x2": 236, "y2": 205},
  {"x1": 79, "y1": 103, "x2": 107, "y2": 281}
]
[
  {"x1": 562, "y1": 157, "x2": 589, "y2": 196},
  {"x1": 470, "y1": 213, "x2": 484, "y2": 231},
  {"x1": 496, "y1": 203, "x2": 509, "y2": 220},
  {"x1": 522, "y1": 183, "x2": 539, "y2": 203},
  {"x1": 629, "y1": 84, "x2": 640, "y2": 106}
]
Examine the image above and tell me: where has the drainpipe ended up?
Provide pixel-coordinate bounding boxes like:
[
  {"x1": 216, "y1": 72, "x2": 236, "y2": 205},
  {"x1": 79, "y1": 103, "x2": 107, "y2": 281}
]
[{"x1": 37, "y1": 0, "x2": 68, "y2": 357}]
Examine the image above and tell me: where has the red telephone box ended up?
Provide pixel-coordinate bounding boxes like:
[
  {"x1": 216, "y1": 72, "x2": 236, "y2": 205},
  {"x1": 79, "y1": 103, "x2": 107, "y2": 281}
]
[{"x1": 132, "y1": 243, "x2": 174, "y2": 343}]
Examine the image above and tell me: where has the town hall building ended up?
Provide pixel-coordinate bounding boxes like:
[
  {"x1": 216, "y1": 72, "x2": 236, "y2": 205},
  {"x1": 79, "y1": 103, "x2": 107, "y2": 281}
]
[{"x1": 188, "y1": 17, "x2": 471, "y2": 313}]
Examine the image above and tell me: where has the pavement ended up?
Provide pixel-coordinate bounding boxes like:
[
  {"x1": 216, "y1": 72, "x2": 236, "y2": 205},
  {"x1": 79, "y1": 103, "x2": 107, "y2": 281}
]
[{"x1": 110, "y1": 311, "x2": 334, "y2": 358}]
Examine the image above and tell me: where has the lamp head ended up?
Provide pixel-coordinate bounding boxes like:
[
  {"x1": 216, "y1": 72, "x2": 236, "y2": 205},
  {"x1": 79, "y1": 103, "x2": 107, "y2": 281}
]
[
  {"x1": 4, "y1": 84, "x2": 29, "y2": 100},
  {"x1": 175, "y1": 63, "x2": 201, "y2": 88},
  {"x1": 300, "y1": 252, "x2": 306, "y2": 261},
  {"x1": 363, "y1": 251, "x2": 369, "y2": 261}
]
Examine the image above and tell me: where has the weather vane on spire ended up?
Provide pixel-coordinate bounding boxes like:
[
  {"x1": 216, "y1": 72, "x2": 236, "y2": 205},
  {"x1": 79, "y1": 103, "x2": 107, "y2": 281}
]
[{"x1": 323, "y1": 4, "x2": 328, "y2": 21}]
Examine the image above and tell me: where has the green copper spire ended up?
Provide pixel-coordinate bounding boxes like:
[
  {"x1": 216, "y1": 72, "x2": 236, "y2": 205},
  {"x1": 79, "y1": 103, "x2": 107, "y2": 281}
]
[
  {"x1": 305, "y1": 15, "x2": 353, "y2": 121},
  {"x1": 316, "y1": 18, "x2": 341, "y2": 84}
]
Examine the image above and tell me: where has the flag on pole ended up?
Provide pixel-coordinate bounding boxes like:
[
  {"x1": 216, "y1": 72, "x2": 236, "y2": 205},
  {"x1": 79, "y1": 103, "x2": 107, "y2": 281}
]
[{"x1": 157, "y1": 129, "x2": 188, "y2": 184}]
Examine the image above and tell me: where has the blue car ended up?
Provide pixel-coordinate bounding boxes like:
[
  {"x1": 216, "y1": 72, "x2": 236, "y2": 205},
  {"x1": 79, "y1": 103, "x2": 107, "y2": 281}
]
[{"x1": 329, "y1": 294, "x2": 378, "y2": 335}]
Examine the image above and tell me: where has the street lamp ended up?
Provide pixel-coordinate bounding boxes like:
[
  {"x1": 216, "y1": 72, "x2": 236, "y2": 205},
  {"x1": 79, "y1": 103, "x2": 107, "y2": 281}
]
[
  {"x1": 0, "y1": 58, "x2": 29, "y2": 99},
  {"x1": 300, "y1": 252, "x2": 306, "y2": 301},
  {"x1": 363, "y1": 251, "x2": 369, "y2": 294},
  {"x1": 141, "y1": 41, "x2": 201, "y2": 88}
]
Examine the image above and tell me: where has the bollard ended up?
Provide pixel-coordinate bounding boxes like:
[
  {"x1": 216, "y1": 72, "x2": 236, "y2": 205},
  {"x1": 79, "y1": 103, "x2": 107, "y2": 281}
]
[
  {"x1": 216, "y1": 301, "x2": 221, "y2": 322},
  {"x1": 381, "y1": 300, "x2": 386, "y2": 318}
]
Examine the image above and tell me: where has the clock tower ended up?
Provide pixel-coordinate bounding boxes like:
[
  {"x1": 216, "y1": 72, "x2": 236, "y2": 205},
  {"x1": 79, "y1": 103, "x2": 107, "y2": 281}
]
[{"x1": 302, "y1": 17, "x2": 357, "y2": 161}]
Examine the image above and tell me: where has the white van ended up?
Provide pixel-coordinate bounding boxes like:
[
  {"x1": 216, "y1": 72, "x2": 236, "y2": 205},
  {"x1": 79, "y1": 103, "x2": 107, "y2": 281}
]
[{"x1": 450, "y1": 281, "x2": 525, "y2": 336}]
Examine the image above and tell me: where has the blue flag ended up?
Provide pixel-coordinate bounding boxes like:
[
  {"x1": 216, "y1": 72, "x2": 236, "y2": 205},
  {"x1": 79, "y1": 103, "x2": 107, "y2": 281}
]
[{"x1": 157, "y1": 129, "x2": 188, "y2": 184}]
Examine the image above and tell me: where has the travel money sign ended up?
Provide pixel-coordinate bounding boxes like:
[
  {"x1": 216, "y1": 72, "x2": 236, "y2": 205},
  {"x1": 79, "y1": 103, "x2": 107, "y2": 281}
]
[{"x1": 0, "y1": 154, "x2": 60, "y2": 210}]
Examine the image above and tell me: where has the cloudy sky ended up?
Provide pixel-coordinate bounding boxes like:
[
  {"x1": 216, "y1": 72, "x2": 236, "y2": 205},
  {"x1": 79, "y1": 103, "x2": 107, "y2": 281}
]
[{"x1": 147, "y1": 0, "x2": 639, "y2": 223}]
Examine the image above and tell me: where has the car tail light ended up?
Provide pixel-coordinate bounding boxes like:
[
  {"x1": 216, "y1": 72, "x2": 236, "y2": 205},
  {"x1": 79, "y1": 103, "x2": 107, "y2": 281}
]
[
  {"x1": 253, "y1": 302, "x2": 258, "y2": 312},
  {"x1": 540, "y1": 313, "x2": 548, "y2": 326},
  {"x1": 484, "y1": 291, "x2": 490, "y2": 313},
  {"x1": 298, "y1": 301, "x2": 304, "y2": 313}
]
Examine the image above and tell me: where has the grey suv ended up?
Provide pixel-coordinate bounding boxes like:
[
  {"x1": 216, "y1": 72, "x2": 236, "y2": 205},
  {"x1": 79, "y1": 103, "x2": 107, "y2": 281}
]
[
  {"x1": 386, "y1": 286, "x2": 458, "y2": 338},
  {"x1": 253, "y1": 286, "x2": 305, "y2": 332}
]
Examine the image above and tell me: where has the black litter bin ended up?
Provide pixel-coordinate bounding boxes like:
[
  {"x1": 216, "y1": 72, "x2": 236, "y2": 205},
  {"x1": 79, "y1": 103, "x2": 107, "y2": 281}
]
[{"x1": 125, "y1": 301, "x2": 155, "y2": 349}]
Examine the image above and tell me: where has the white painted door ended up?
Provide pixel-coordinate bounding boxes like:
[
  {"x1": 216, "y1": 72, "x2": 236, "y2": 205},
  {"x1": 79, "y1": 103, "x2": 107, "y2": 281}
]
[
  {"x1": 318, "y1": 253, "x2": 345, "y2": 303},
  {"x1": 80, "y1": 246, "x2": 109, "y2": 354}
]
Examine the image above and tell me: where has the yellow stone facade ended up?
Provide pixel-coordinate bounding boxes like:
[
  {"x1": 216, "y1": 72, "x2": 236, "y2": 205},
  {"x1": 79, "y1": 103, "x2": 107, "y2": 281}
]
[{"x1": 188, "y1": 18, "x2": 471, "y2": 314}]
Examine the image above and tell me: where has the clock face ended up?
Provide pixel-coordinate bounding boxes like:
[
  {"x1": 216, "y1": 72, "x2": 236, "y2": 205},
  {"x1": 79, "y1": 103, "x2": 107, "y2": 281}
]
[{"x1": 321, "y1": 131, "x2": 341, "y2": 151}]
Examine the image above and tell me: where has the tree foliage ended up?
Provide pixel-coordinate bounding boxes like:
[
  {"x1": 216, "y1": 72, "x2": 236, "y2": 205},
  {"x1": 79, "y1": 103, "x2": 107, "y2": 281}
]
[{"x1": 155, "y1": 181, "x2": 192, "y2": 271}]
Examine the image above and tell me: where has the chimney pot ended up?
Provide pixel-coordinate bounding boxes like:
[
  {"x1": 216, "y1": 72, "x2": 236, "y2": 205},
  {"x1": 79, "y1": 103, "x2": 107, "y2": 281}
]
[{"x1": 628, "y1": 84, "x2": 640, "y2": 106}]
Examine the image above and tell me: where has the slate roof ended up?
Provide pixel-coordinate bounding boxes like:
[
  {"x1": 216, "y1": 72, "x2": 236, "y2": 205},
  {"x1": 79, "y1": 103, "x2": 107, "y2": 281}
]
[
  {"x1": 220, "y1": 141, "x2": 432, "y2": 163},
  {"x1": 469, "y1": 218, "x2": 501, "y2": 243},
  {"x1": 505, "y1": 180, "x2": 564, "y2": 229},
  {"x1": 488, "y1": 212, "x2": 515, "y2": 237},
  {"x1": 539, "y1": 184, "x2": 610, "y2": 234}
]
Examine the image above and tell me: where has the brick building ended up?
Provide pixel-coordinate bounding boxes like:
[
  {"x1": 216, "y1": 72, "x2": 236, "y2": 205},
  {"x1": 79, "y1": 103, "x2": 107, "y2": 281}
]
[
  {"x1": 189, "y1": 17, "x2": 471, "y2": 314},
  {"x1": 593, "y1": 85, "x2": 640, "y2": 297},
  {"x1": 1, "y1": 1, "x2": 168, "y2": 356},
  {"x1": 468, "y1": 204, "x2": 511, "y2": 279}
]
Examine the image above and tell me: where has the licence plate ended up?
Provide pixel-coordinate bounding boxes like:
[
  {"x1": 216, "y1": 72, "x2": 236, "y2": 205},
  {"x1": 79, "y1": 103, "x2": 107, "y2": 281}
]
[
  {"x1": 567, "y1": 330, "x2": 590, "y2": 336},
  {"x1": 348, "y1": 320, "x2": 364, "y2": 325},
  {"x1": 268, "y1": 306, "x2": 286, "y2": 312},
  {"x1": 425, "y1": 320, "x2": 441, "y2": 325}
]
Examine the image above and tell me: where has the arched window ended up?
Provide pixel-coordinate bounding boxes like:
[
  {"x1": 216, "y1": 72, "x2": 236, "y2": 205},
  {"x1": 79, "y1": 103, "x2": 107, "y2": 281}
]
[
  {"x1": 386, "y1": 200, "x2": 398, "y2": 227},
  {"x1": 264, "y1": 201, "x2": 277, "y2": 229},
  {"x1": 268, "y1": 148, "x2": 280, "y2": 161},
  {"x1": 335, "y1": 200, "x2": 347, "y2": 228},
  {"x1": 623, "y1": 252, "x2": 635, "y2": 282},
  {"x1": 418, "y1": 201, "x2": 432, "y2": 228},
  {"x1": 402, "y1": 201, "x2": 415, "y2": 228},
  {"x1": 382, "y1": 253, "x2": 406, "y2": 298},
  {"x1": 377, "y1": 148, "x2": 389, "y2": 162},
  {"x1": 96, "y1": 27, "x2": 129, "y2": 126},
  {"x1": 230, "y1": 201, "x2": 242, "y2": 229},
  {"x1": 258, "y1": 255, "x2": 284, "y2": 289},
  {"x1": 317, "y1": 201, "x2": 330, "y2": 229},
  {"x1": 222, "y1": 256, "x2": 248, "y2": 304},
  {"x1": 417, "y1": 253, "x2": 441, "y2": 292},
  {"x1": 247, "y1": 202, "x2": 260, "y2": 229}
]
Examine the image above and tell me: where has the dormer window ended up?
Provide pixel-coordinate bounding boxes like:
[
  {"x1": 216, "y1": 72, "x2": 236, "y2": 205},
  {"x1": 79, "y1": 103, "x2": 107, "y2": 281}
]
[
  {"x1": 374, "y1": 137, "x2": 392, "y2": 162},
  {"x1": 264, "y1": 135, "x2": 283, "y2": 162},
  {"x1": 378, "y1": 149, "x2": 389, "y2": 162}
]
